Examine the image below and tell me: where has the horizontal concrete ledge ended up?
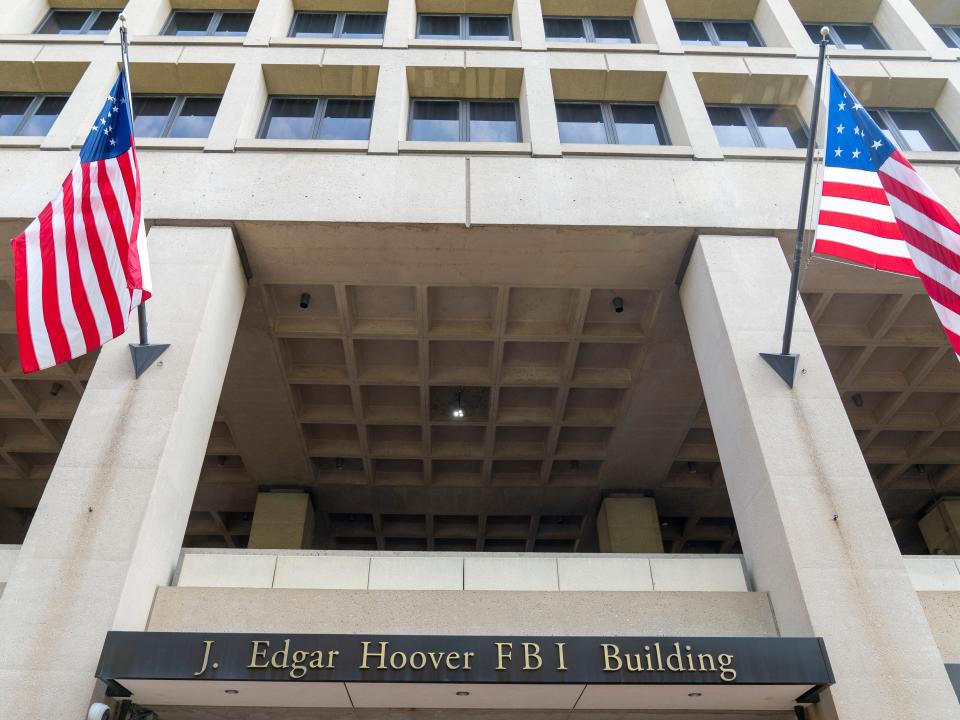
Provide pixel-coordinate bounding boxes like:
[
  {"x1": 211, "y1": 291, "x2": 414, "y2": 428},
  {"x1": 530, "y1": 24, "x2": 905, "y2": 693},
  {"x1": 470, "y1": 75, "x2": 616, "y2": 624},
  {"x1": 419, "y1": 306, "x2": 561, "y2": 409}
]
[
  {"x1": 174, "y1": 550, "x2": 751, "y2": 592},
  {"x1": 903, "y1": 555, "x2": 960, "y2": 590}
]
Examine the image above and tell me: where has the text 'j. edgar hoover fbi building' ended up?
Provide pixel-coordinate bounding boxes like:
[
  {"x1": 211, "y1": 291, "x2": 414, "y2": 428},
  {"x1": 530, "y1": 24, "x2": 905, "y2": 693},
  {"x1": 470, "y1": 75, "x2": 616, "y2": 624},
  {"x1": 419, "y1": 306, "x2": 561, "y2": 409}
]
[{"x1": 3, "y1": 0, "x2": 960, "y2": 719}]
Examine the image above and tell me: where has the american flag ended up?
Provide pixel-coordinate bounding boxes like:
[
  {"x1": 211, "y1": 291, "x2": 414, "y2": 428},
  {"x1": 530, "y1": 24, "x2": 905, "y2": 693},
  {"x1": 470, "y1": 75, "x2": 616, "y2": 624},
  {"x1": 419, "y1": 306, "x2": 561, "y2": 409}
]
[
  {"x1": 812, "y1": 69, "x2": 960, "y2": 355},
  {"x1": 11, "y1": 71, "x2": 150, "y2": 374}
]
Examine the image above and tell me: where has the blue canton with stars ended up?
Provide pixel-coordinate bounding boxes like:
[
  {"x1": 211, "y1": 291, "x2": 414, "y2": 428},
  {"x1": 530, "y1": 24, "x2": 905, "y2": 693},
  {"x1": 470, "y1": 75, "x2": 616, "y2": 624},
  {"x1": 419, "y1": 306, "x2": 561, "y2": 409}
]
[
  {"x1": 79, "y1": 72, "x2": 134, "y2": 164},
  {"x1": 825, "y1": 69, "x2": 898, "y2": 172}
]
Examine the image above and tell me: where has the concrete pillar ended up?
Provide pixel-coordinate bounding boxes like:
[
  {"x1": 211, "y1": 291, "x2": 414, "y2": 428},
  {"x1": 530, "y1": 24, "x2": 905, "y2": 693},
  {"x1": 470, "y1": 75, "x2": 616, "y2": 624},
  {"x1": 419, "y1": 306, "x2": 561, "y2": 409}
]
[
  {"x1": 0, "y1": 227, "x2": 247, "y2": 719},
  {"x1": 514, "y1": 0, "x2": 546, "y2": 50},
  {"x1": 662, "y1": 71, "x2": 723, "y2": 159},
  {"x1": 41, "y1": 58, "x2": 117, "y2": 151},
  {"x1": 762, "y1": 0, "x2": 819, "y2": 57},
  {"x1": 206, "y1": 61, "x2": 267, "y2": 150},
  {"x1": 0, "y1": 0, "x2": 47, "y2": 33},
  {"x1": 636, "y1": 0, "x2": 682, "y2": 53},
  {"x1": 245, "y1": 0, "x2": 291, "y2": 46},
  {"x1": 597, "y1": 496, "x2": 664, "y2": 553},
  {"x1": 248, "y1": 492, "x2": 316, "y2": 549},
  {"x1": 520, "y1": 61, "x2": 561, "y2": 157},
  {"x1": 383, "y1": 0, "x2": 415, "y2": 48},
  {"x1": 369, "y1": 64, "x2": 407, "y2": 154},
  {"x1": 679, "y1": 235, "x2": 960, "y2": 720},
  {"x1": 876, "y1": 0, "x2": 954, "y2": 59},
  {"x1": 119, "y1": 0, "x2": 172, "y2": 37},
  {"x1": 919, "y1": 498, "x2": 960, "y2": 555}
]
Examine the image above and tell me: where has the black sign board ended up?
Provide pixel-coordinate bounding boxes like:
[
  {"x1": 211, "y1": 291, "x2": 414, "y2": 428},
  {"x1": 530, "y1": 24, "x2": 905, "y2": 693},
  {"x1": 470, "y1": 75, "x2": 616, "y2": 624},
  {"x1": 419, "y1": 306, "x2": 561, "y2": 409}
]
[{"x1": 97, "y1": 632, "x2": 834, "y2": 690}]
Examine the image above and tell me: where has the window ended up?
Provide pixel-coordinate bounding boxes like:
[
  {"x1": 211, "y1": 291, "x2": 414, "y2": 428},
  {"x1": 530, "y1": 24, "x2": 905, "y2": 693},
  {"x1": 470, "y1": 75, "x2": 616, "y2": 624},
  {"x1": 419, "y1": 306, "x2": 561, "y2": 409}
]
[
  {"x1": 36, "y1": 9, "x2": 121, "y2": 34},
  {"x1": 162, "y1": 11, "x2": 254, "y2": 36},
  {"x1": 0, "y1": 95, "x2": 66, "y2": 136},
  {"x1": 290, "y1": 12, "x2": 386, "y2": 39},
  {"x1": 260, "y1": 97, "x2": 374, "y2": 140},
  {"x1": 707, "y1": 105, "x2": 808, "y2": 149},
  {"x1": 804, "y1": 23, "x2": 886, "y2": 50},
  {"x1": 556, "y1": 102, "x2": 668, "y2": 145},
  {"x1": 868, "y1": 109, "x2": 958, "y2": 152},
  {"x1": 674, "y1": 20, "x2": 763, "y2": 47},
  {"x1": 543, "y1": 17, "x2": 637, "y2": 44},
  {"x1": 417, "y1": 15, "x2": 512, "y2": 40},
  {"x1": 934, "y1": 25, "x2": 960, "y2": 49},
  {"x1": 132, "y1": 96, "x2": 221, "y2": 138},
  {"x1": 408, "y1": 100, "x2": 520, "y2": 142}
]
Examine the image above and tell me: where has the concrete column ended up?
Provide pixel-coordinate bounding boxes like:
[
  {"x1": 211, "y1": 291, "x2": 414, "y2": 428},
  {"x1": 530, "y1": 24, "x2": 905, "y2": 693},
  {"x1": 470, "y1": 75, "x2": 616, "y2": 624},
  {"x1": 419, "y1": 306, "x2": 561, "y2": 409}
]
[
  {"x1": 636, "y1": 0, "x2": 682, "y2": 53},
  {"x1": 248, "y1": 492, "x2": 316, "y2": 549},
  {"x1": 119, "y1": 0, "x2": 172, "y2": 36},
  {"x1": 514, "y1": 0, "x2": 546, "y2": 50},
  {"x1": 383, "y1": 0, "x2": 415, "y2": 48},
  {"x1": 597, "y1": 496, "x2": 664, "y2": 553},
  {"x1": 762, "y1": 0, "x2": 818, "y2": 56},
  {"x1": 520, "y1": 60, "x2": 561, "y2": 157},
  {"x1": 369, "y1": 64, "x2": 407, "y2": 154},
  {"x1": 245, "y1": 0, "x2": 292, "y2": 46},
  {"x1": 877, "y1": 0, "x2": 953, "y2": 59},
  {"x1": 662, "y1": 71, "x2": 722, "y2": 159},
  {"x1": 206, "y1": 61, "x2": 267, "y2": 151},
  {"x1": 919, "y1": 498, "x2": 960, "y2": 554},
  {"x1": 0, "y1": 227, "x2": 247, "y2": 719},
  {"x1": 679, "y1": 235, "x2": 960, "y2": 720},
  {"x1": 41, "y1": 58, "x2": 118, "y2": 151},
  {"x1": 0, "y1": 0, "x2": 47, "y2": 33}
]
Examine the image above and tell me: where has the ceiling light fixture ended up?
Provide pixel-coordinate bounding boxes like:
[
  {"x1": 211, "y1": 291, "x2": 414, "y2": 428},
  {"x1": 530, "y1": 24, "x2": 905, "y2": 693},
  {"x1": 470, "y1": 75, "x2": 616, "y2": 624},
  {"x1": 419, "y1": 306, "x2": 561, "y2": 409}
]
[
  {"x1": 299, "y1": 292, "x2": 311, "y2": 309},
  {"x1": 452, "y1": 389, "x2": 465, "y2": 419},
  {"x1": 335, "y1": 457, "x2": 345, "y2": 471},
  {"x1": 851, "y1": 393, "x2": 864, "y2": 407},
  {"x1": 612, "y1": 296, "x2": 624, "y2": 313},
  {"x1": 50, "y1": 382, "x2": 62, "y2": 397},
  {"x1": 217, "y1": 455, "x2": 226, "y2": 467},
  {"x1": 687, "y1": 461, "x2": 697, "y2": 474}
]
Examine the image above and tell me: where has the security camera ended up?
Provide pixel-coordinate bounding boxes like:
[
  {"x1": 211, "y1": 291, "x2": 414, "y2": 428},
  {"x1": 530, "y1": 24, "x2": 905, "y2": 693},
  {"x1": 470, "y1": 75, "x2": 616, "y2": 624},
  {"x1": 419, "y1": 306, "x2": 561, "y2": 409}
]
[{"x1": 88, "y1": 703, "x2": 111, "y2": 720}]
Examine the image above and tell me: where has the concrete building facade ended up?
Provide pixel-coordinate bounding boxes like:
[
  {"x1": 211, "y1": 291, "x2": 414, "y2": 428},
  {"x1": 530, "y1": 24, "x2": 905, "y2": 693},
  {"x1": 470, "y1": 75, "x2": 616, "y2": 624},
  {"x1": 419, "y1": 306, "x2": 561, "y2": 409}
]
[{"x1": 0, "y1": 0, "x2": 958, "y2": 718}]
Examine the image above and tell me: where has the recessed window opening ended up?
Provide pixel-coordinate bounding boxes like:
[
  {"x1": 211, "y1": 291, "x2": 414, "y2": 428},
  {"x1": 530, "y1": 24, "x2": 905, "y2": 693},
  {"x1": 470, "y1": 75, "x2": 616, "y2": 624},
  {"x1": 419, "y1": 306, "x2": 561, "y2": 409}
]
[
  {"x1": 260, "y1": 97, "x2": 374, "y2": 140},
  {"x1": 35, "y1": 9, "x2": 121, "y2": 34},
  {"x1": 0, "y1": 95, "x2": 66, "y2": 136},
  {"x1": 556, "y1": 102, "x2": 669, "y2": 145},
  {"x1": 408, "y1": 99, "x2": 520, "y2": 142},
  {"x1": 934, "y1": 25, "x2": 960, "y2": 48},
  {"x1": 162, "y1": 10, "x2": 254, "y2": 36},
  {"x1": 132, "y1": 96, "x2": 222, "y2": 138},
  {"x1": 543, "y1": 16, "x2": 637, "y2": 43},
  {"x1": 868, "y1": 109, "x2": 958, "y2": 151},
  {"x1": 707, "y1": 104, "x2": 808, "y2": 149},
  {"x1": 289, "y1": 12, "x2": 386, "y2": 39},
  {"x1": 417, "y1": 14, "x2": 512, "y2": 40},
  {"x1": 803, "y1": 22, "x2": 886, "y2": 49},
  {"x1": 674, "y1": 19, "x2": 763, "y2": 47}
]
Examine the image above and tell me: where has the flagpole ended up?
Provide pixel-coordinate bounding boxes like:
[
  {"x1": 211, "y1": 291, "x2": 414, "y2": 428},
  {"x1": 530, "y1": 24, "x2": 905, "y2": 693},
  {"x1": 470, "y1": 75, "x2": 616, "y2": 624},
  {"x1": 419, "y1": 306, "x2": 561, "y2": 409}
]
[
  {"x1": 759, "y1": 26, "x2": 830, "y2": 388},
  {"x1": 119, "y1": 14, "x2": 170, "y2": 378}
]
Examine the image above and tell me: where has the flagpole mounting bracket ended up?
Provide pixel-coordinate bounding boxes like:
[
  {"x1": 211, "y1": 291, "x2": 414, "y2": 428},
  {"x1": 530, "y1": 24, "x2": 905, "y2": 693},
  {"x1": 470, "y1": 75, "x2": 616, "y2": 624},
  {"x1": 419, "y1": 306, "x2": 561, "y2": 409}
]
[
  {"x1": 129, "y1": 342, "x2": 169, "y2": 379},
  {"x1": 760, "y1": 352, "x2": 800, "y2": 389}
]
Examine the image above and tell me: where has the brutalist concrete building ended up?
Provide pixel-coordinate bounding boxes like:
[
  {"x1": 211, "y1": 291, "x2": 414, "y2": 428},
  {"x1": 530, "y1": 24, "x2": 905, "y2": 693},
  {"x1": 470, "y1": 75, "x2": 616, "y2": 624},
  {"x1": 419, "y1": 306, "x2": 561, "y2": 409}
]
[{"x1": 0, "y1": 0, "x2": 959, "y2": 719}]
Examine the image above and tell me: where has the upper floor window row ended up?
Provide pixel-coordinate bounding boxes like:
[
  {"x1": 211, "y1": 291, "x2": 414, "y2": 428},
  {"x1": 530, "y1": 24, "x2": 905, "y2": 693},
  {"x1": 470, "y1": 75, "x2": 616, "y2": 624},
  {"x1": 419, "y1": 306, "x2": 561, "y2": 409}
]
[
  {"x1": 260, "y1": 97, "x2": 374, "y2": 140},
  {"x1": 934, "y1": 25, "x2": 960, "y2": 49},
  {"x1": 804, "y1": 22, "x2": 886, "y2": 50},
  {"x1": 132, "y1": 95, "x2": 222, "y2": 138},
  {"x1": 557, "y1": 102, "x2": 668, "y2": 145},
  {"x1": 162, "y1": 11, "x2": 253, "y2": 37},
  {"x1": 417, "y1": 14, "x2": 512, "y2": 41},
  {"x1": 36, "y1": 9, "x2": 121, "y2": 35},
  {"x1": 870, "y1": 109, "x2": 958, "y2": 152},
  {"x1": 290, "y1": 12, "x2": 385, "y2": 39},
  {"x1": 0, "y1": 95, "x2": 66, "y2": 136},
  {"x1": 544, "y1": 16, "x2": 637, "y2": 44},
  {"x1": 675, "y1": 20, "x2": 763, "y2": 47}
]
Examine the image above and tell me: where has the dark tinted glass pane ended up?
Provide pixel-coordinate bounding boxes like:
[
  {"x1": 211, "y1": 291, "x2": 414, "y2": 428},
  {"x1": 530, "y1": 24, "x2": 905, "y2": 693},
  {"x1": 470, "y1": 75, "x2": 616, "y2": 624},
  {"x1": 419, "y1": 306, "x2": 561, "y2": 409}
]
[
  {"x1": 0, "y1": 96, "x2": 32, "y2": 134},
  {"x1": 292, "y1": 13, "x2": 336, "y2": 37},
  {"x1": 419, "y1": 15, "x2": 460, "y2": 38},
  {"x1": 612, "y1": 104, "x2": 665, "y2": 145},
  {"x1": 132, "y1": 97, "x2": 176, "y2": 137},
  {"x1": 90, "y1": 11, "x2": 121, "y2": 33},
  {"x1": 833, "y1": 23, "x2": 885, "y2": 50},
  {"x1": 675, "y1": 20, "x2": 711, "y2": 45},
  {"x1": 707, "y1": 105, "x2": 755, "y2": 147},
  {"x1": 168, "y1": 97, "x2": 221, "y2": 138},
  {"x1": 590, "y1": 18, "x2": 634, "y2": 43},
  {"x1": 868, "y1": 110, "x2": 898, "y2": 145},
  {"x1": 888, "y1": 110, "x2": 957, "y2": 151},
  {"x1": 714, "y1": 21, "x2": 763, "y2": 47},
  {"x1": 319, "y1": 99, "x2": 373, "y2": 140},
  {"x1": 935, "y1": 27, "x2": 958, "y2": 48},
  {"x1": 262, "y1": 98, "x2": 318, "y2": 139},
  {"x1": 37, "y1": 10, "x2": 89, "y2": 34},
  {"x1": 19, "y1": 96, "x2": 66, "y2": 136},
  {"x1": 342, "y1": 13, "x2": 386, "y2": 37},
  {"x1": 469, "y1": 101, "x2": 518, "y2": 142},
  {"x1": 409, "y1": 100, "x2": 460, "y2": 141},
  {"x1": 544, "y1": 17, "x2": 586, "y2": 41},
  {"x1": 556, "y1": 103, "x2": 606, "y2": 143},
  {"x1": 215, "y1": 12, "x2": 253, "y2": 35},
  {"x1": 165, "y1": 11, "x2": 213, "y2": 35},
  {"x1": 751, "y1": 106, "x2": 807, "y2": 148},
  {"x1": 804, "y1": 23, "x2": 834, "y2": 45},
  {"x1": 468, "y1": 15, "x2": 510, "y2": 39}
]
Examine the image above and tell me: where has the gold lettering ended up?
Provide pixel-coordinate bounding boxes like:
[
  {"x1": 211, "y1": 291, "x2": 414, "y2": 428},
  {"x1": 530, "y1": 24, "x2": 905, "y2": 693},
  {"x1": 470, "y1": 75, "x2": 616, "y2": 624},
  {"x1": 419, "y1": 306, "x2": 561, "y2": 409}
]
[
  {"x1": 601, "y1": 643, "x2": 622, "y2": 672},
  {"x1": 697, "y1": 653, "x2": 716, "y2": 672},
  {"x1": 495, "y1": 642, "x2": 513, "y2": 671},
  {"x1": 389, "y1": 650, "x2": 408, "y2": 670},
  {"x1": 309, "y1": 650, "x2": 326, "y2": 670},
  {"x1": 409, "y1": 651, "x2": 427, "y2": 670},
  {"x1": 555, "y1": 642, "x2": 567, "y2": 672},
  {"x1": 194, "y1": 640, "x2": 215, "y2": 677},
  {"x1": 654, "y1": 642, "x2": 664, "y2": 671},
  {"x1": 644, "y1": 645, "x2": 654, "y2": 671},
  {"x1": 360, "y1": 641, "x2": 389, "y2": 670},
  {"x1": 666, "y1": 642, "x2": 684, "y2": 672},
  {"x1": 271, "y1": 639, "x2": 291, "y2": 669},
  {"x1": 522, "y1": 642, "x2": 542, "y2": 671},
  {"x1": 685, "y1": 645, "x2": 695, "y2": 672},
  {"x1": 625, "y1": 653, "x2": 643, "y2": 672},
  {"x1": 718, "y1": 653, "x2": 736, "y2": 682},
  {"x1": 248, "y1": 640, "x2": 270, "y2": 669},
  {"x1": 290, "y1": 650, "x2": 309, "y2": 679},
  {"x1": 463, "y1": 651, "x2": 474, "y2": 670},
  {"x1": 327, "y1": 649, "x2": 340, "y2": 668},
  {"x1": 445, "y1": 652, "x2": 461, "y2": 670}
]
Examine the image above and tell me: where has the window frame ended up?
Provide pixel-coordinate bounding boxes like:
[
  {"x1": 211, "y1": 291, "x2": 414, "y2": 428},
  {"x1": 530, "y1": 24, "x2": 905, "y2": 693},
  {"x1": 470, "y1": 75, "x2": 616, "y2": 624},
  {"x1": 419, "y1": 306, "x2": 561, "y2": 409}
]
[
  {"x1": 407, "y1": 98, "x2": 522, "y2": 142},
  {"x1": 675, "y1": 19, "x2": 764, "y2": 47},
  {"x1": 34, "y1": 8, "x2": 121, "y2": 35},
  {"x1": 805, "y1": 22, "x2": 888, "y2": 50},
  {"x1": 415, "y1": 13, "x2": 513, "y2": 41},
  {"x1": 132, "y1": 94, "x2": 222, "y2": 139},
  {"x1": 258, "y1": 96, "x2": 375, "y2": 140},
  {"x1": 706, "y1": 104, "x2": 809, "y2": 149},
  {"x1": 543, "y1": 16, "x2": 639, "y2": 44},
  {"x1": 933, "y1": 25, "x2": 960, "y2": 49},
  {"x1": 869, "y1": 108, "x2": 959, "y2": 152},
  {"x1": 555, "y1": 100, "x2": 670, "y2": 145},
  {"x1": 288, "y1": 11, "x2": 387, "y2": 39},
  {"x1": 0, "y1": 94, "x2": 67, "y2": 136},
  {"x1": 161, "y1": 10, "x2": 254, "y2": 37}
]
